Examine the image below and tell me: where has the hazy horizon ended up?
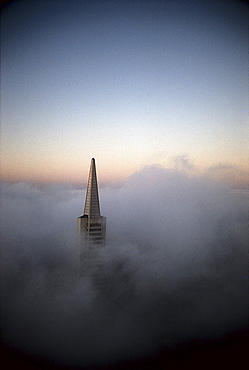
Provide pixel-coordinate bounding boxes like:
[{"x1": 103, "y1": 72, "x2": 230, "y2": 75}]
[{"x1": 1, "y1": 157, "x2": 249, "y2": 190}]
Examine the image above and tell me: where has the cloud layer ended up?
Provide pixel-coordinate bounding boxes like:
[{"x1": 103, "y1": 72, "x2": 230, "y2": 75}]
[{"x1": 1, "y1": 166, "x2": 248, "y2": 367}]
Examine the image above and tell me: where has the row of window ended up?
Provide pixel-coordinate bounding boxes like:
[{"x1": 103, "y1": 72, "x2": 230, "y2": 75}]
[{"x1": 89, "y1": 222, "x2": 101, "y2": 227}]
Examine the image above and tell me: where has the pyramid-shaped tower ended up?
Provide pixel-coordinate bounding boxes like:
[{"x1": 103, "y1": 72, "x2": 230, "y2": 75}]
[
  {"x1": 77, "y1": 158, "x2": 106, "y2": 287},
  {"x1": 84, "y1": 158, "x2": 101, "y2": 218}
]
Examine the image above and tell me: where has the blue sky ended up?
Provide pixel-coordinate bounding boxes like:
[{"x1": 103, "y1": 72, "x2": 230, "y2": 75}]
[{"x1": 1, "y1": 0, "x2": 248, "y2": 186}]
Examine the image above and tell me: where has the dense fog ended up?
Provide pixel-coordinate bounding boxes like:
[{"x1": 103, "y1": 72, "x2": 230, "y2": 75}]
[{"x1": 1, "y1": 165, "x2": 248, "y2": 367}]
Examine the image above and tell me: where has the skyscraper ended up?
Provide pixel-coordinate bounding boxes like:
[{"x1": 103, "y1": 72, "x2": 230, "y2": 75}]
[{"x1": 77, "y1": 158, "x2": 106, "y2": 289}]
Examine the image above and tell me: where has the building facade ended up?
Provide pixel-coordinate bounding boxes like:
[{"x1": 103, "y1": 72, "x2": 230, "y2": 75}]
[{"x1": 77, "y1": 158, "x2": 106, "y2": 289}]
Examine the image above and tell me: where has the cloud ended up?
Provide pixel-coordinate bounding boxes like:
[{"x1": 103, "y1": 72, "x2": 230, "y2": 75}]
[
  {"x1": 1, "y1": 167, "x2": 249, "y2": 367},
  {"x1": 205, "y1": 163, "x2": 249, "y2": 188},
  {"x1": 169, "y1": 154, "x2": 195, "y2": 171}
]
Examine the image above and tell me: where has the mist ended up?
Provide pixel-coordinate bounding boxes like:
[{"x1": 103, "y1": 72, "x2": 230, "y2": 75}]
[{"x1": 1, "y1": 165, "x2": 248, "y2": 367}]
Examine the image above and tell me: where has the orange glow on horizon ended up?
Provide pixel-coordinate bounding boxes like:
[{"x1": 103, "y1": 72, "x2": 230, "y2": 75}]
[{"x1": 1, "y1": 156, "x2": 249, "y2": 189}]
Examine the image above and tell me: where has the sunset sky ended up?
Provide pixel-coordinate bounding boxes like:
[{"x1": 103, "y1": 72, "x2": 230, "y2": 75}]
[{"x1": 1, "y1": 0, "x2": 248, "y2": 186}]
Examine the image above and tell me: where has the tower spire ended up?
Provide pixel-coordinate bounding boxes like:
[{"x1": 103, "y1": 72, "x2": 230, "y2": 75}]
[
  {"x1": 77, "y1": 158, "x2": 106, "y2": 289},
  {"x1": 84, "y1": 158, "x2": 100, "y2": 218}
]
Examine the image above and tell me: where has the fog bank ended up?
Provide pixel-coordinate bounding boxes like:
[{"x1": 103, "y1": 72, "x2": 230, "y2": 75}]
[{"x1": 1, "y1": 166, "x2": 248, "y2": 367}]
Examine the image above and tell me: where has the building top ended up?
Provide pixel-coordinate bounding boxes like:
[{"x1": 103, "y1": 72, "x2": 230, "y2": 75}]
[{"x1": 83, "y1": 158, "x2": 101, "y2": 218}]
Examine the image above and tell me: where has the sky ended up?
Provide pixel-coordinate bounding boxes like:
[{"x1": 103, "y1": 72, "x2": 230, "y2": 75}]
[{"x1": 1, "y1": 0, "x2": 249, "y2": 187}]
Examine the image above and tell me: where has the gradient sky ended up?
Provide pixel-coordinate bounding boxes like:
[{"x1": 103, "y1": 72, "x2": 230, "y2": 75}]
[{"x1": 1, "y1": 0, "x2": 248, "y2": 186}]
